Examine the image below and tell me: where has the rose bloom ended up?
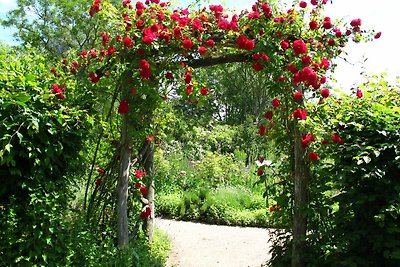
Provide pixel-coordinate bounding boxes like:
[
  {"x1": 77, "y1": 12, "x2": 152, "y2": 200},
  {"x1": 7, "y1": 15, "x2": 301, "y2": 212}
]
[
  {"x1": 322, "y1": 17, "x2": 332, "y2": 29},
  {"x1": 332, "y1": 133, "x2": 343, "y2": 143},
  {"x1": 321, "y1": 88, "x2": 330, "y2": 98},
  {"x1": 118, "y1": 99, "x2": 129, "y2": 114},
  {"x1": 374, "y1": 32, "x2": 382, "y2": 39},
  {"x1": 293, "y1": 91, "x2": 303, "y2": 102},
  {"x1": 299, "y1": 1, "x2": 307, "y2": 8},
  {"x1": 293, "y1": 108, "x2": 307, "y2": 120},
  {"x1": 309, "y1": 152, "x2": 319, "y2": 161},
  {"x1": 293, "y1": 39, "x2": 308, "y2": 55},
  {"x1": 272, "y1": 98, "x2": 281, "y2": 108},
  {"x1": 257, "y1": 168, "x2": 264, "y2": 176},
  {"x1": 206, "y1": 39, "x2": 215, "y2": 47},
  {"x1": 95, "y1": 179, "x2": 103, "y2": 187},
  {"x1": 264, "y1": 111, "x2": 273, "y2": 120},
  {"x1": 244, "y1": 39, "x2": 255, "y2": 51},
  {"x1": 140, "y1": 185, "x2": 148, "y2": 196},
  {"x1": 198, "y1": 46, "x2": 207, "y2": 55},
  {"x1": 182, "y1": 38, "x2": 193, "y2": 49},
  {"x1": 186, "y1": 86, "x2": 193, "y2": 95},
  {"x1": 302, "y1": 55, "x2": 312, "y2": 65},
  {"x1": 309, "y1": 20, "x2": 318, "y2": 30},
  {"x1": 302, "y1": 134, "x2": 315, "y2": 148},
  {"x1": 259, "y1": 125, "x2": 267, "y2": 136},
  {"x1": 200, "y1": 87, "x2": 209, "y2": 96},
  {"x1": 123, "y1": 36, "x2": 133, "y2": 47},
  {"x1": 165, "y1": 72, "x2": 173, "y2": 79},
  {"x1": 356, "y1": 89, "x2": 363, "y2": 98},
  {"x1": 252, "y1": 63, "x2": 264, "y2": 71},
  {"x1": 280, "y1": 40, "x2": 289, "y2": 50}
]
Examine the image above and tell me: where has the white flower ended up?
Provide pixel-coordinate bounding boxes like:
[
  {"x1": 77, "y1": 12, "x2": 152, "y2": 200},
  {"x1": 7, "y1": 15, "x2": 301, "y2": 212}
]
[{"x1": 255, "y1": 159, "x2": 272, "y2": 167}]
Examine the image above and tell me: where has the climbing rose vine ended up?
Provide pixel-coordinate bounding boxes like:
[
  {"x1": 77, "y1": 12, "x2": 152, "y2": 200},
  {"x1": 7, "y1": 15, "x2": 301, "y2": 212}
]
[{"x1": 49, "y1": 0, "x2": 378, "y2": 250}]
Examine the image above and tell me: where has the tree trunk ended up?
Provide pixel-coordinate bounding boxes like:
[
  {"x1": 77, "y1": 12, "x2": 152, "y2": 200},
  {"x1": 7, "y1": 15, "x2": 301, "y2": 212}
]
[
  {"x1": 141, "y1": 141, "x2": 155, "y2": 242},
  {"x1": 292, "y1": 125, "x2": 309, "y2": 267},
  {"x1": 117, "y1": 114, "x2": 131, "y2": 247}
]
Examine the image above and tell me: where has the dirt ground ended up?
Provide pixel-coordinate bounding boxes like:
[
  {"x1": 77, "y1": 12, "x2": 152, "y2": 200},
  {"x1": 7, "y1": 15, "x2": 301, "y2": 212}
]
[{"x1": 155, "y1": 218, "x2": 272, "y2": 267}]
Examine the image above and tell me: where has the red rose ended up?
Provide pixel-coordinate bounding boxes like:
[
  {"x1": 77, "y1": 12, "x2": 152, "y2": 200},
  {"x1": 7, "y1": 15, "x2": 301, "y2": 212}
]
[
  {"x1": 135, "y1": 169, "x2": 147, "y2": 178},
  {"x1": 206, "y1": 39, "x2": 215, "y2": 47},
  {"x1": 302, "y1": 56, "x2": 312, "y2": 65},
  {"x1": 118, "y1": 99, "x2": 129, "y2": 114},
  {"x1": 322, "y1": 17, "x2": 332, "y2": 29},
  {"x1": 299, "y1": 1, "x2": 307, "y2": 8},
  {"x1": 328, "y1": 38, "x2": 335, "y2": 46},
  {"x1": 140, "y1": 185, "x2": 148, "y2": 196},
  {"x1": 272, "y1": 98, "x2": 281, "y2": 108},
  {"x1": 95, "y1": 178, "x2": 103, "y2": 187},
  {"x1": 165, "y1": 72, "x2": 173, "y2": 79},
  {"x1": 146, "y1": 135, "x2": 155, "y2": 142},
  {"x1": 350, "y1": 18, "x2": 362, "y2": 27},
  {"x1": 200, "y1": 87, "x2": 209, "y2": 96},
  {"x1": 123, "y1": 36, "x2": 133, "y2": 47},
  {"x1": 293, "y1": 91, "x2": 303, "y2": 102},
  {"x1": 264, "y1": 111, "x2": 273, "y2": 120},
  {"x1": 332, "y1": 133, "x2": 343, "y2": 144},
  {"x1": 186, "y1": 86, "x2": 193, "y2": 95},
  {"x1": 182, "y1": 38, "x2": 193, "y2": 49},
  {"x1": 302, "y1": 134, "x2": 315, "y2": 148},
  {"x1": 184, "y1": 73, "x2": 192, "y2": 84},
  {"x1": 280, "y1": 40, "x2": 289, "y2": 50},
  {"x1": 293, "y1": 39, "x2": 308, "y2": 55},
  {"x1": 140, "y1": 207, "x2": 151, "y2": 220},
  {"x1": 252, "y1": 63, "x2": 264, "y2": 71},
  {"x1": 321, "y1": 88, "x2": 330, "y2": 98},
  {"x1": 311, "y1": 0, "x2": 318, "y2": 5},
  {"x1": 259, "y1": 125, "x2": 267, "y2": 136},
  {"x1": 320, "y1": 58, "x2": 330, "y2": 70},
  {"x1": 374, "y1": 32, "x2": 382, "y2": 39},
  {"x1": 270, "y1": 204, "x2": 281, "y2": 213},
  {"x1": 293, "y1": 108, "x2": 307, "y2": 120},
  {"x1": 107, "y1": 47, "x2": 116, "y2": 56},
  {"x1": 309, "y1": 20, "x2": 318, "y2": 30},
  {"x1": 257, "y1": 168, "x2": 264, "y2": 176},
  {"x1": 97, "y1": 167, "x2": 104, "y2": 174},
  {"x1": 356, "y1": 89, "x2": 363, "y2": 98},
  {"x1": 198, "y1": 46, "x2": 207, "y2": 55},
  {"x1": 50, "y1": 84, "x2": 65, "y2": 99},
  {"x1": 308, "y1": 152, "x2": 319, "y2": 161},
  {"x1": 244, "y1": 39, "x2": 255, "y2": 51}
]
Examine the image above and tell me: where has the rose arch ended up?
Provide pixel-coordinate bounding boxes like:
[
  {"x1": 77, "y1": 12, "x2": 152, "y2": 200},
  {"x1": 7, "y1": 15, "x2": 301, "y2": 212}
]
[{"x1": 51, "y1": 0, "x2": 378, "y2": 266}]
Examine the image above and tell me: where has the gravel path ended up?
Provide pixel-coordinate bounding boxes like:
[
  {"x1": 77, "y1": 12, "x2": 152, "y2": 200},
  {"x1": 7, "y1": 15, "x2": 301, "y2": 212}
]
[{"x1": 155, "y1": 218, "x2": 272, "y2": 267}]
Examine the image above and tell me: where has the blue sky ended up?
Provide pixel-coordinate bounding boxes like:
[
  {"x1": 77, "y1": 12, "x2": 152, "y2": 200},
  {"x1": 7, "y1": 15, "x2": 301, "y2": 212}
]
[{"x1": 1, "y1": 0, "x2": 398, "y2": 88}]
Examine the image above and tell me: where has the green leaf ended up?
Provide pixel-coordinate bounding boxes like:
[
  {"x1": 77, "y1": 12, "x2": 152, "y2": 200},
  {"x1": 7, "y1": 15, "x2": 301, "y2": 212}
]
[
  {"x1": 16, "y1": 132, "x2": 23, "y2": 143},
  {"x1": 15, "y1": 93, "x2": 31, "y2": 103},
  {"x1": 363, "y1": 156, "x2": 371, "y2": 164},
  {"x1": 5, "y1": 143, "x2": 12, "y2": 153}
]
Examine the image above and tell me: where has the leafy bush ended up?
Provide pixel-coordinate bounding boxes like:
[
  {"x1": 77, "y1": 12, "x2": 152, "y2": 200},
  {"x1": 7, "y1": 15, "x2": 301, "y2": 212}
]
[
  {"x1": 268, "y1": 75, "x2": 400, "y2": 266},
  {"x1": 156, "y1": 186, "x2": 269, "y2": 227},
  {"x1": 0, "y1": 46, "x2": 92, "y2": 266}
]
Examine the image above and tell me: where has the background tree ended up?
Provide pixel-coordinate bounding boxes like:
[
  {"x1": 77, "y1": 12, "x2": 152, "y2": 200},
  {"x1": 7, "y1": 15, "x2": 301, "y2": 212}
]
[{"x1": 1, "y1": 0, "x2": 118, "y2": 57}]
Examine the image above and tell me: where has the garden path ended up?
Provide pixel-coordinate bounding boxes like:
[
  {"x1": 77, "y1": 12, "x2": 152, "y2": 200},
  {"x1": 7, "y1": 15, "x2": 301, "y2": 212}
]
[{"x1": 155, "y1": 218, "x2": 272, "y2": 267}]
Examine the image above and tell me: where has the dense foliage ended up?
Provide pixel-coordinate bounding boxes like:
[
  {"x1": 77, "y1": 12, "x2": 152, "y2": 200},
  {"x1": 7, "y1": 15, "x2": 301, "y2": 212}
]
[
  {"x1": 268, "y1": 76, "x2": 400, "y2": 266},
  {"x1": 0, "y1": 44, "x2": 170, "y2": 266}
]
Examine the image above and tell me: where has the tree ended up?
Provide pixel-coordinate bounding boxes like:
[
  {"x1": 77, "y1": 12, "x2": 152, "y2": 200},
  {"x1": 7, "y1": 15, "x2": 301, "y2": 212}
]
[{"x1": 1, "y1": 0, "x2": 117, "y2": 57}]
